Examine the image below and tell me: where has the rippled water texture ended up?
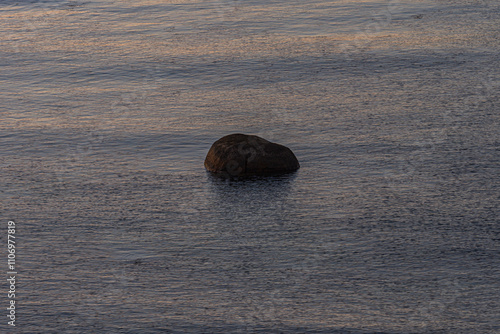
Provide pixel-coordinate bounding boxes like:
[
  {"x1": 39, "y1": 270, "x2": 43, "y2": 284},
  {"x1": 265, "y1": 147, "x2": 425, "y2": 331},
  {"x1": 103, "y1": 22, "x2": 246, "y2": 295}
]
[{"x1": 1, "y1": 0, "x2": 499, "y2": 333}]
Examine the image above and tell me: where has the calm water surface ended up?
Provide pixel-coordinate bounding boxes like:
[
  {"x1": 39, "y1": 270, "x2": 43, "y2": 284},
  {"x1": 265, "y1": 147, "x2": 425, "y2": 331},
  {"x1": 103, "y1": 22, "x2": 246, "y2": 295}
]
[{"x1": 1, "y1": 0, "x2": 499, "y2": 333}]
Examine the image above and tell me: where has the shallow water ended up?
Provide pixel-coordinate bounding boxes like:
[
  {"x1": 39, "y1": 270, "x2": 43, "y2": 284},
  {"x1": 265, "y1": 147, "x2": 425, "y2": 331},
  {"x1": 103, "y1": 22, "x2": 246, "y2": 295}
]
[{"x1": 1, "y1": 0, "x2": 499, "y2": 333}]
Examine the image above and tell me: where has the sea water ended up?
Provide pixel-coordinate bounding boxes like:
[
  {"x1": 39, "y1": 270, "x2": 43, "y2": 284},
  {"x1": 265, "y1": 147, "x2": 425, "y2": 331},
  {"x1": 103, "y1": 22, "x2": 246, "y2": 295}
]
[{"x1": 1, "y1": 0, "x2": 499, "y2": 332}]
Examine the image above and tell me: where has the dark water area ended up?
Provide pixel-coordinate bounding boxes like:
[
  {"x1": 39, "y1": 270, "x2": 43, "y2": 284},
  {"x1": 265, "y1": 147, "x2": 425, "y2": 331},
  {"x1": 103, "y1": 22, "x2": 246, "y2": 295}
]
[{"x1": 1, "y1": 0, "x2": 499, "y2": 333}]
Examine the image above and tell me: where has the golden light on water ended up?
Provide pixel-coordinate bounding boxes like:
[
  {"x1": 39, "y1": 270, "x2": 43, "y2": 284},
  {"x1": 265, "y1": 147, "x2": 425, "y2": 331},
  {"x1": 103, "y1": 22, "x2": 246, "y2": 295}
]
[{"x1": 1, "y1": 2, "x2": 499, "y2": 331}]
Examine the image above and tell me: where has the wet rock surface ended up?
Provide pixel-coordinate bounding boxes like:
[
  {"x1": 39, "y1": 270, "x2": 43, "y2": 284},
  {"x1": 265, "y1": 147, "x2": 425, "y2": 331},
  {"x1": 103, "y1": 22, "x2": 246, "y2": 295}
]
[{"x1": 204, "y1": 134, "x2": 300, "y2": 176}]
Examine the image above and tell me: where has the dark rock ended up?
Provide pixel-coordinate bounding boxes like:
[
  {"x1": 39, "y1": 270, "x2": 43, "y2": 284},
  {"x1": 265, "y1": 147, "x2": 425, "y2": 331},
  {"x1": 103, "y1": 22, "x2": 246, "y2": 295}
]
[{"x1": 204, "y1": 134, "x2": 300, "y2": 176}]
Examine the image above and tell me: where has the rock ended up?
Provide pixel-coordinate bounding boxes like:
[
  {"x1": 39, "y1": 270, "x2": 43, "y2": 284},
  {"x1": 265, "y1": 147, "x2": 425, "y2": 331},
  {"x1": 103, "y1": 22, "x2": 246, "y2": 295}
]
[{"x1": 204, "y1": 133, "x2": 300, "y2": 176}]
